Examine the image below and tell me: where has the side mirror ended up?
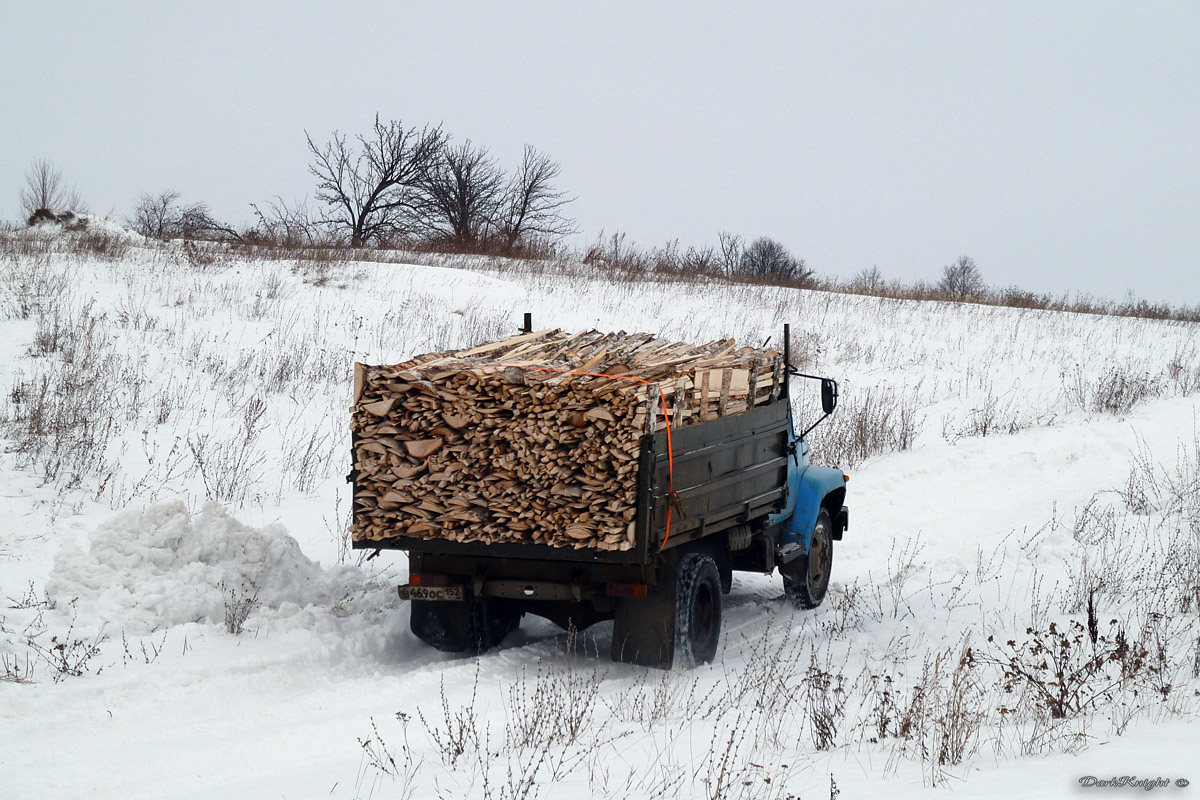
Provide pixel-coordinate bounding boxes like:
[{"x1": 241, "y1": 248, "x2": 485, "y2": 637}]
[{"x1": 821, "y1": 378, "x2": 838, "y2": 414}]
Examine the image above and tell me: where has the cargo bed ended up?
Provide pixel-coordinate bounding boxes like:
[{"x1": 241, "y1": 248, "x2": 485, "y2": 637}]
[{"x1": 353, "y1": 399, "x2": 791, "y2": 565}]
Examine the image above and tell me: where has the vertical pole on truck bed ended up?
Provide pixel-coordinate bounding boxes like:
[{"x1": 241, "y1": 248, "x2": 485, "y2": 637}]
[
  {"x1": 522, "y1": 312, "x2": 533, "y2": 334},
  {"x1": 783, "y1": 323, "x2": 790, "y2": 399}
]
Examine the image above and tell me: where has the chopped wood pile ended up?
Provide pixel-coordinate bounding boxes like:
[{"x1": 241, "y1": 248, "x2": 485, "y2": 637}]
[{"x1": 351, "y1": 328, "x2": 783, "y2": 551}]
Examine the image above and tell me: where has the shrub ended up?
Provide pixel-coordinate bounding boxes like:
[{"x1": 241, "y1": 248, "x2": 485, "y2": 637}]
[
  {"x1": 809, "y1": 385, "x2": 922, "y2": 468},
  {"x1": 1068, "y1": 363, "x2": 1161, "y2": 415},
  {"x1": 26, "y1": 615, "x2": 107, "y2": 683},
  {"x1": 737, "y1": 237, "x2": 814, "y2": 286},
  {"x1": 889, "y1": 642, "x2": 985, "y2": 784},
  {"x1": 7, "y1": 361, "x2": 123, "y2": 488},
  {"x1": 187, "y1": 396, "x2": 268, "y2": 505},
  {"x1": 220, "y1": 580, "x2": 260, "y2": 636},
  {"x1": 980, "y1": 616, "x2": 1159, "y2": 719},
  {"x1": 129, "y1": 190, "x2": 237, "y2": 241},
  {"x1": 803, "y1": 651, "x2": 847, "y2": 749},
  {"x1": 0, "y1": 250, "x2": 68, "y2": 320},
  {"x1": 1091, "y1": 365, "x2": 1160, "y2": 414},
  {"x1": 582, "y1": 229, "x2": 649, "y2": 275}
]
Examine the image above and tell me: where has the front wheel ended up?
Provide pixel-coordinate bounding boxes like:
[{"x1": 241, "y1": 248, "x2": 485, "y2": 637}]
[{"x1": 782, "y1": 508, "x2": 833, "y2": 609}]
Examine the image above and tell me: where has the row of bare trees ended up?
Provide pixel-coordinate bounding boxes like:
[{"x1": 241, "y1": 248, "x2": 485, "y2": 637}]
[
  {"x1": 846, "y1": 257, "x2": 986, "y2": 300},
  {"x1": 580, "y1": 229, "x2": 817, "y2": 286},
  {"x1": 12, "y1": 149, "x2": 975, "y2": 299},
  {"x1": 282, "y1": 115, "x2": 576, "y2": 253},
  {"x1": 16, "y1": 158, "x2": 237, "y2": 241},
  {"x1": 12, "y1": 152, "x2": 804, "y2": 285},
  {"x1": 15, "y1": 116, "x2": 576, "y2": 255}
]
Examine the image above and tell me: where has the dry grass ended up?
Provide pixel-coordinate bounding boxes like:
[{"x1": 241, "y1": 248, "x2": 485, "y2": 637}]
[
  {"x1": 809, "y1": 385, "x2": 921, "y2": 468},
  {"x1": 350, "y1": 435, "x2": 1200, "y2": 794},
  {"x1": 829, "y1": 274, "x2": 1200, "y2": 324},
  {"x1": 7, "y1": 215, "x2": 1200, "y2": 322}
]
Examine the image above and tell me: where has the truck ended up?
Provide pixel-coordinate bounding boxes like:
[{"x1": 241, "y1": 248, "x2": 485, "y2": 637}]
[{"x1": 352, "y1": 320, "x2": 848, "y2": 669}]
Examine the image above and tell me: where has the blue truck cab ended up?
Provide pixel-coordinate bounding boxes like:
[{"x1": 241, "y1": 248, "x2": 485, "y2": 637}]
[{"x1": 767, "y1": 385, "x2": 849, "y2": 609}]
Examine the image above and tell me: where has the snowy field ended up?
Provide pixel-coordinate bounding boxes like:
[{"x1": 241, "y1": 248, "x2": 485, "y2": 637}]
[{"x1": 1, "y1": 225, "x2": 1199, "y2": 799}]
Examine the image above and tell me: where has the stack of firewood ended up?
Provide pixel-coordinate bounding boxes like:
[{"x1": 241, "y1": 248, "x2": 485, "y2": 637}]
[{"x1": 350, "y1": 328, "x2": 782, "y2": 551}]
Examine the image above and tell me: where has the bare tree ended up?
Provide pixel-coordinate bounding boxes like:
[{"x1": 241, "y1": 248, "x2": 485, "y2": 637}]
[
  {"x1": 129, "y1": 190, "x2": 179, "y2": 239},
  {"x1": 306, "y1": 115, "x2": 446, "y2": 247},
  {"x1": 718, "y1": 231, "x2": 744, "y2": 277},
  {"x1": 938, "y1": 255, "x2": 984, "y2": 298},
  {"x1": 499, "y1": 145, "x2": 577, "y2": 253},
  {"x1": 129, "y1": 190, "x2": 236, "y2": 240},
  {"x1": 175, "y1": 202, "x2": 236, "y2": 240},
  {"x1": 738, "y1": 237, "x2": 814, "y2": 285},
  {"x1": 415, "y1": 139, "x2": 505, "y2": 249},
  {"x1": 249, "y1": 196, "x2": 335, "y2": 246},
  {"x1": 20, "y1": 159, "x2": 86, "y2": 219},
  {"x1": 681, "y1": 244, "x2": 718, "y2": 275},
  {"x1": 852, "y1": 265, "x2": 885, "y2": 291}
]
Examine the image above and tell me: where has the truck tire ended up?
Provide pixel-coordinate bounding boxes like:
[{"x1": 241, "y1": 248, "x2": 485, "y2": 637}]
[
  {"x1": 410, "y1": 596, "x2": 519, "y2": 654},
  {"x1": 782, "y1": 507, "x2": 833, "y2": 609},
  {"x1": 674, "y1": 553, "x2": 722, "y2": 667}
]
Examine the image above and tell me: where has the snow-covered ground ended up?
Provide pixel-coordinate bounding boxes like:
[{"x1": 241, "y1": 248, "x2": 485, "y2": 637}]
[{"x1": 1, "y1": 230, "x2": 1198, "y2": 798}]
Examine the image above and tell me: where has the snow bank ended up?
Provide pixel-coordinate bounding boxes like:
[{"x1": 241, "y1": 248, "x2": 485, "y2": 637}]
[
  {"x1": 14, "y1": 212, "x2": 147, "y2": 243},
  {"x1": 47, "y1": 500, "x2": 352, "y2": 634},
  {"x1": 80, "y1": 214, "x2": 147, "y2": 242}
]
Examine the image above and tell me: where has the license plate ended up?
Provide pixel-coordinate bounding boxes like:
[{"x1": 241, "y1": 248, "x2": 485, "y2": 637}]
[{"x1": 398, "y1": 584, "x2": 464, "y2": 602}]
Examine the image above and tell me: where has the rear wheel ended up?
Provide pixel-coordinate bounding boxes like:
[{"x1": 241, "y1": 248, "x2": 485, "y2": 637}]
[
  {"x1": 782, "y1": 508, "x2": 833, "y2": 609},
  {"x1": 674, "y1": 553, "x2": 722, "y2": 667},
  {"x1": 410, "y1": 595, "x2": 520, "y2": 654}
]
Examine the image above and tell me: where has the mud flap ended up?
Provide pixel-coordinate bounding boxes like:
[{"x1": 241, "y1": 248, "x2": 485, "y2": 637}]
[
  {"x1": 611, "y1": 550, "x2": 677, "y2": 668},
  {"x1": 410, "y1": 597, "x2": 479, "y2": 653},
  {"x1": 410, "y1": 592, "x2": 517, "y2": 654}
]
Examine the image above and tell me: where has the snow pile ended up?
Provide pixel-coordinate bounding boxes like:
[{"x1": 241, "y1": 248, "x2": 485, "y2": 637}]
[
  {"x1": 47, "y1": 500, "x2": 351, "y2": 634},
  {"x1": 13, "y1": 212, "x2": 146, "y2": 243},
  {"x1": 80, "y1": 214, "x2": 147, "y2": 242}
]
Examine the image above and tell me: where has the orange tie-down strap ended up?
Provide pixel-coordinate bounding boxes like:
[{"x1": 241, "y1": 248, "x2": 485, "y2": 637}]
[{"x1": 378, "y1": 362, "x2": 679, "y2": 547}]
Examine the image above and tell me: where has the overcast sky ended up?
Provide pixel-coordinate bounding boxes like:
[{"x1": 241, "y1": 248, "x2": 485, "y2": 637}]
[{"x1": 3, "y1": 2, "x2": 1198, "y2": 304}]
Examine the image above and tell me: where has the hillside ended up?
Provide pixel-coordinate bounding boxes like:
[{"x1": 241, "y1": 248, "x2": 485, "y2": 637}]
[{"x1": 1, "y1": 229, "x2": 1198, "y2": 798}]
